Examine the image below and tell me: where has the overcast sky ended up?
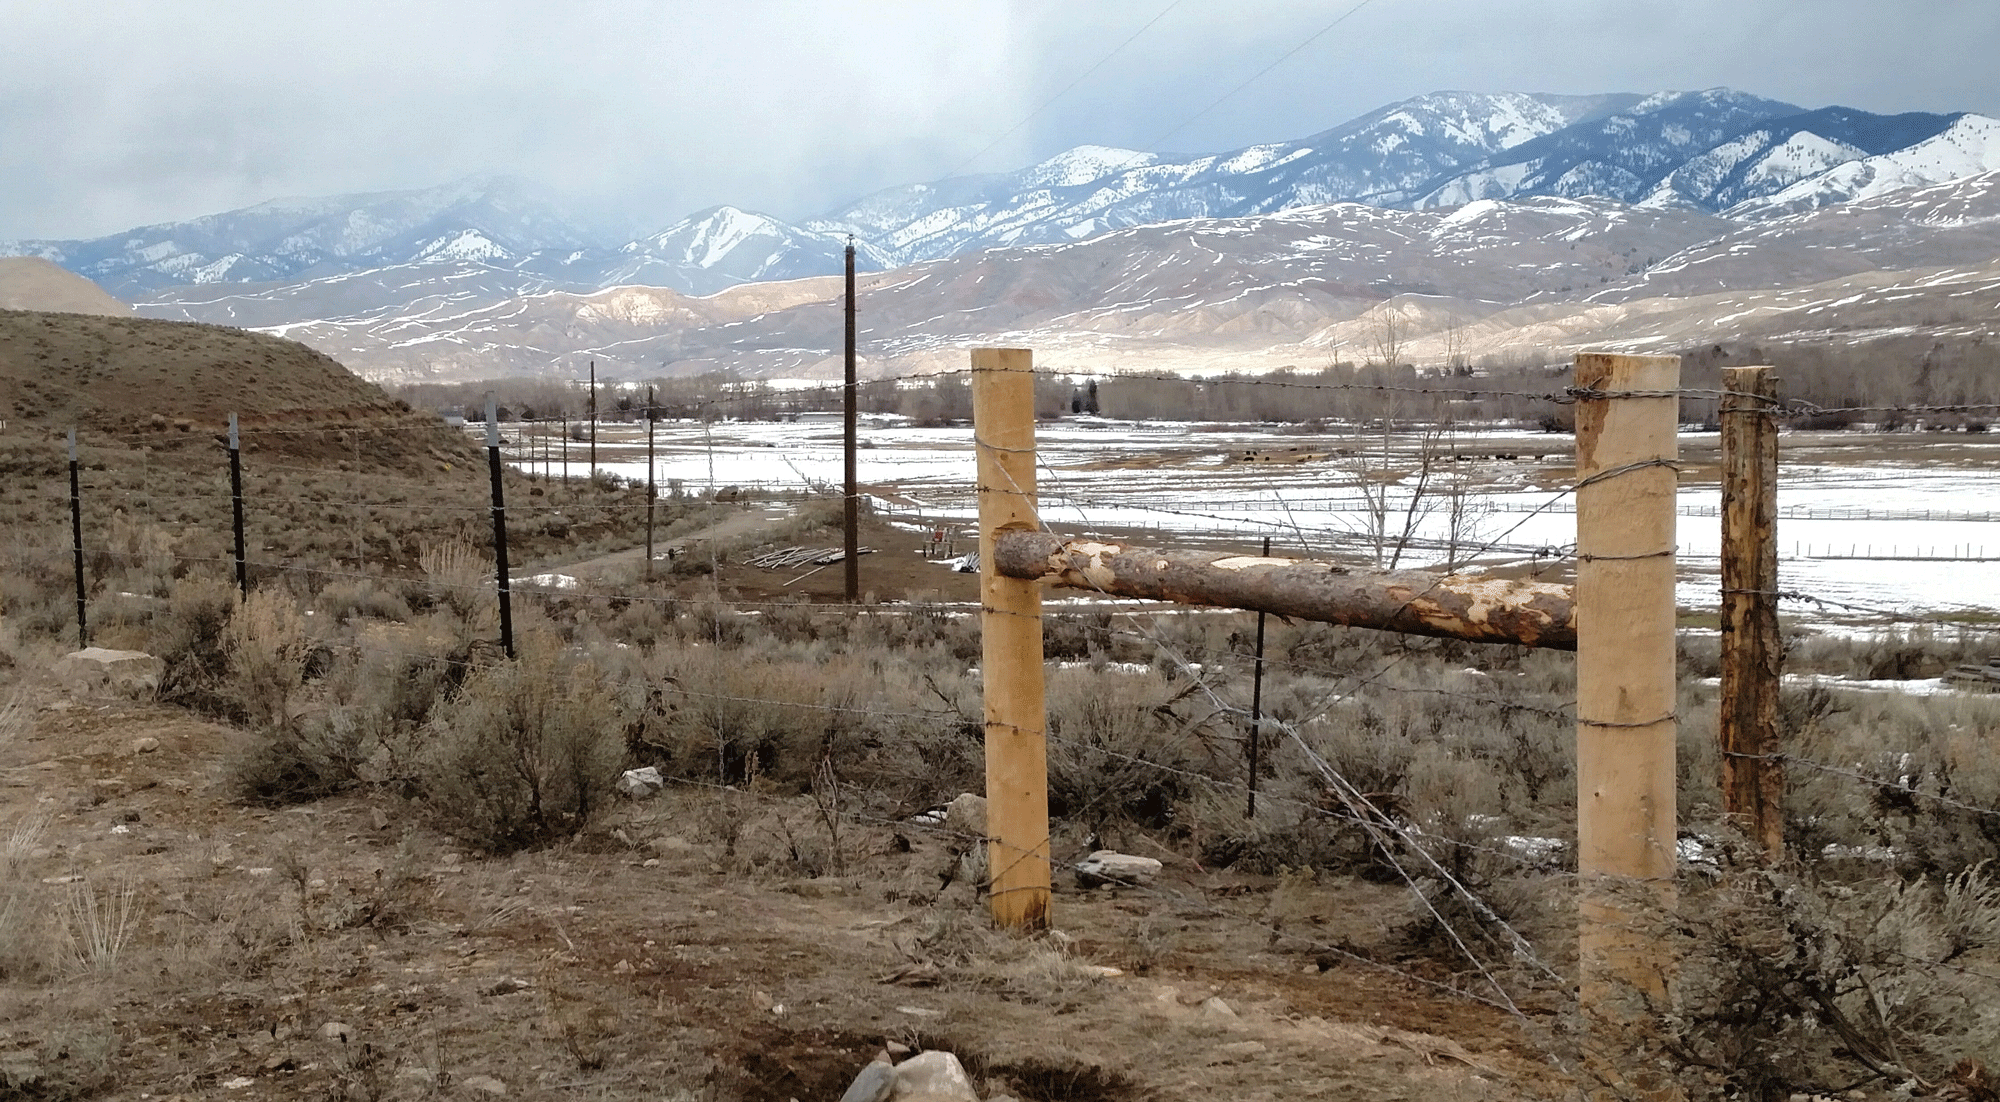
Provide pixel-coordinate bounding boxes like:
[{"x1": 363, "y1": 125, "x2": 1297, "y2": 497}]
[{"x1": 4, "y1": 0, "x2": 1997, "y2": 242}]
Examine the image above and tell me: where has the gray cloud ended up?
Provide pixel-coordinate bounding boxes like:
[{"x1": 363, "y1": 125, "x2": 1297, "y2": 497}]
[{"x1": 4, "y1": 0, "x2": 1997, "y2": 241}]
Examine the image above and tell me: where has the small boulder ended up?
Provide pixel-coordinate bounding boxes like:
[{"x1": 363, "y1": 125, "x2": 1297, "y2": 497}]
[
  {"x1": 1073, "y1": 850, "x2": 1162, "y2": 888},
  {"x1": 890, "y1": 1050, "x2": 979, "y2": 1102},
  {"x1": 459, "y1": 1073, "x2": 508, "y2": 1095},
  {"x1": 839, "y1": 1059, "x2": 896, "y2": 1102},
  {"x1": 54, "y1": 648, "x2": 163, "y2": 700},
  {"x1": 615, "y1": 766, "x2": 664, "y2": 799},
  {"x1": 944, "y1": 793, "x2": 987, "y2": 838}
]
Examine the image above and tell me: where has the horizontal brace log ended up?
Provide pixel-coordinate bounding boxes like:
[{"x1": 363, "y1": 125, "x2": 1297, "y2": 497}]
[{"x1": 993, "y1": 531, "x2": 1575, "y2": 649}]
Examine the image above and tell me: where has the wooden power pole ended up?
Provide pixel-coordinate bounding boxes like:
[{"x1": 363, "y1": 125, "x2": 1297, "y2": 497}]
[
  {"x1": 1573, "y1": 352, "x2": 1680, "y2": 1089},
  {"x1": 1720, "y1": 365, "x2": 1783, "y2": 857},
  {"x1": 587, "y1": 359, "x2": 597, "y2": 481},
  {"x1": 843, "y1": 241, "x2": 859, "y2": 602},
  {"x1": 972, "y1": 347, "x2": 1050, "y2": 932}
]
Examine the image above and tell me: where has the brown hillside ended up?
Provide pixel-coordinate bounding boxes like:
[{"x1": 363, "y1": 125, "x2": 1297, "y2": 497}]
[
  {"x1": 0, "y1": 256, "x2": 133, "y2": 316},
  {"x1": 0, "y1": 308, "x2": 416, "y2": 436}
]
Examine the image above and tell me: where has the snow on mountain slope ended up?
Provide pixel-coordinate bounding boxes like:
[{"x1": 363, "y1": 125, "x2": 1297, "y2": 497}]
[
  {"x1": 1593, "y1": 169, "x2": 2000, "y2": 302},
  {"x1": 1725, "y1": 114, "x2": 2000, "y2": 218},
  {"x1": 0, "y1": 176, "x2": 602, "y2": 296},
  {"x1": 809, "y1": 91, "x2": 1634, "y2": 266},
  {"x1": 1413, "y1": 89, "x2": 1804, "y2": 209}
]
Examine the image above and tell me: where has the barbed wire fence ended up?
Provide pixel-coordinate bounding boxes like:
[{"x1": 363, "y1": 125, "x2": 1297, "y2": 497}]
[{"x1": 6, "y1": 359, "x2": 2000, "y2": 1087}]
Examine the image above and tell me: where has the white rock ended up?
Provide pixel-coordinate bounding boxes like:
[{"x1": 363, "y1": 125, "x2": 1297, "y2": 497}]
[
  {"x1": 1196, "y1": 996, "x2": 1238, "y2": 1021},
  {"x1": 460, "y1": 1073, "x2": 508, "y2": 1095},
  {"x1": 616, "y1": 766, "x2": 664, "y2": 798},
  {"x1": 890, "y1": 1050, "x2": 979, "y2": 1102},
  {"x1": 53, "y1": 647, "x2": 163, "y2": 700},
  {"x1": 320, "y1": 1021, "x2": 354, "y2": 1043},
  {"x1": 944, "y1": 793, "x2": 987, "y2": 838},
  {"x1": 1073, "y1": 850, "x2": 1162, "y2": 887},
  {"x1": 131, "y1": 736, "x2": 160, "y2": 754}
]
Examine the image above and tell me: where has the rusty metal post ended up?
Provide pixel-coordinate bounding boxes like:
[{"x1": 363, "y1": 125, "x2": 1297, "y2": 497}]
[
  {"x1": 972, "y1": 347, "x2": 1050, "y2": 932},
  {"x1": 1721, "y1": 366, "x2": 1783, "y2": 857}
]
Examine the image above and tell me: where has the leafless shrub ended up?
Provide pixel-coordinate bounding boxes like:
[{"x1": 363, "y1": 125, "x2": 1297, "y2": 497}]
[
  {"x1": 416, "y1": 637, "x2": 630, "y2": 854},
  {"x1": 150, "y1": 576, "x2": 239, "y2": 716}
]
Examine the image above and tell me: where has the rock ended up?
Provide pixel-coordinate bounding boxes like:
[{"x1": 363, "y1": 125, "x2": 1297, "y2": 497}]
[
  {"x1": 839, "y1": 1059, "x2": 896, "y2": 1102},
  {"x1": 890, "y1": 1050, "x2": 979, "y2": 1102},
  {"x1": 1195, "y1": 996, "x2": 1237, "y2": 1022},
  {"x1": 222, "y1": 1076, "x2": 256, "y2": 1089},
  {"x1": 459, "y1": 1073, "x2": 508, "y2": 1095},
  {"x1": 369, "y1": 807, "x2": 389, "y2": 831},
  {"x1": 884, "y1": 1041, "x2": 911, "y2": 1057},
  {"x1": 480, "y1": 977, "x2": 531, "y2": 997},
  {"x1": 320, "y1": 1021, "x2": 354, "y2": 1044},
  {"x1": 616, "y1": 766, "x2": 664, "y2": 798},
  {"x1": 53, "y1": 648, "x2": 163, "y2": 700},
  {"x1": 131, "y1": 736, "x2": 160, "y2": 754},
  {"x1": 1073, "y1": 850, "x2": 1162, "y2": 888},
  {"x1": 944, "y1": 793, "x2": 987, "y2": 838}
]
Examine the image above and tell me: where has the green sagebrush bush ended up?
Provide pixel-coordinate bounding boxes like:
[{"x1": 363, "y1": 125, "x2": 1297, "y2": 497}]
[
  {"x1": 1618, "y1": 855, "x2": 2000, "y2": 1101},
  {"x1": 416, "y1": 639, "x2": 630, "y2": 854}
]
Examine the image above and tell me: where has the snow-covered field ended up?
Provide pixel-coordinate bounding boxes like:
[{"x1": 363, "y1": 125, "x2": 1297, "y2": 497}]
[{"x1": 514, "y1": 418, "x2": 2000, "y2": 622}]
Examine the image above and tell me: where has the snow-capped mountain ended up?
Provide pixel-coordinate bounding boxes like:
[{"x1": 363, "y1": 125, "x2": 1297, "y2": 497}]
[
  {"x1": 1723, "y1": 113, "x2": 2000, "y2": 218},
  {"x1": 1412, "y1": 89, "x2": 1805, "y2": 207},
  {"x1": 15, "y1": 84, "x2": 2000, "y2": 364},
  {"x1": 1, "y1": 176, "x2": 607, "y2": 296},
  {"x1": 597, "y1": 206, "x2": 870, "y2": 295},
  {"x1": 809, "y1": 91, "x2": 1638, "y2": 265}
]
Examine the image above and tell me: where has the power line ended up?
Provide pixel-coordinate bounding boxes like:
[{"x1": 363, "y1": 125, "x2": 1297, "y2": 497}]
[
  {"x1": 941, "y1": 0, "x2": 1188, "y2": 180},
  {"x1": 1143, "y1": 0, "x2": 1380, "y2": 152}
]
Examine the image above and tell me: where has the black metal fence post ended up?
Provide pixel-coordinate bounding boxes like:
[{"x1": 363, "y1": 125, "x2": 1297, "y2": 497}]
[
  {"x1": 645, "y1": 385, "x2": 657, "y2": 579},
  {"x1": 1246, "y1": 535, "x2": 1270, "y2": 817},
  {"x1": 229, "y1": 413, "x2": 247, "y2": 598},
  {"x1": 485, "y1": 396, "x2": 515, "y2": 660},
  {"x1": 68, "y1": 427, "x2": 86, "y2": 648}
]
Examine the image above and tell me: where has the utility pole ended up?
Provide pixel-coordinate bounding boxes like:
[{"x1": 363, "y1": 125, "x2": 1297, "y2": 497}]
[
  {"x1": 1720, "y1": 366, "x2": 1782, "y2": 858},
  {"x1": 646, "y1": 384, "x2": 658, "y2": 579},
  {"x1": 587, "y1": 360, "x2": 597, "y2": 481},
  {"x1": 844, "y1": 239, "x2": 860, "y2": 602}
]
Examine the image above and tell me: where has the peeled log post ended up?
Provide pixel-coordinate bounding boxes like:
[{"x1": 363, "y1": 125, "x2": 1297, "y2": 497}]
[{"x1": 992, "y1": 531, "x2": 1576, "y2": 649}]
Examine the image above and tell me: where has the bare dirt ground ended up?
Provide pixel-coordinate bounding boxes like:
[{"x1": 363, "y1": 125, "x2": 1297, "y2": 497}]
[{"x1": 0, "y1": 679, "x2": 1569, "y2": 1101}]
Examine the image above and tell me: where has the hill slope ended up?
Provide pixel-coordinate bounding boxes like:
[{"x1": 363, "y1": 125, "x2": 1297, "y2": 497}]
[
  {"x1": 0, "y1": 258, "x2": 132, "y2": 316},
  {"x1": 0, "y1": 309, "x2": 417, "y2": 437}
]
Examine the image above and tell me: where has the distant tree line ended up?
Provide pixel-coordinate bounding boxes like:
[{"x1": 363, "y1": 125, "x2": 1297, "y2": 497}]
[{"x1": 387, "y1": 332, "x2": 1998, "y2": 433}]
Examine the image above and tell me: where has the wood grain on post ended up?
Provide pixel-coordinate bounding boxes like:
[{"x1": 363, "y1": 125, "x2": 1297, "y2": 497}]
[
  {"x1": 1720, "y1": 366, "x2": 1783, "y2": 857},
  {"x1": 992, "y1": 532, "x2": 1577, "y2": 649},
  {"x1": 1574, "y1": 352, "x2": 1680, "y2": 1084},
  {"x1": 972, "y1": 348, "x2": 1051, "y2": 932}
]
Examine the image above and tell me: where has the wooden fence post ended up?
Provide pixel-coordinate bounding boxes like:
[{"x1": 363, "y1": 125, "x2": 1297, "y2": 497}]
[
  {"x1": 972, "y1": 347, "x2": 1051, "y2": 932},
  {"x1": 1574, "y1": 352, "x2": 1680, "y2": 1086},
  {"x1": 1720, "y1": 366, "x2": 1782, "y2": 857}
]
